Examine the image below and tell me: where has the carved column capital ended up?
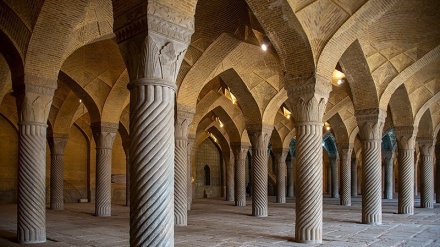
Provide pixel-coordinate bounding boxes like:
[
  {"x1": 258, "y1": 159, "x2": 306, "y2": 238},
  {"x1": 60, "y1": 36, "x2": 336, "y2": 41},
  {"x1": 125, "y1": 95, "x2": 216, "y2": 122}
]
[
  {"x1": 273, "y1": 148, "x2": 289, "y2": 161},
  {"x1": 175, "y1": 107, "x2": 195, "y2": 140},
  {"x1": 48, "y1": 134, "x2": 69, "y2": 155},
  {"x1": 247, "y1": 124, "x2": 273, "y2": 149},
  {"x1": 418, "y1": 137, "x2": 435, "y2": 156},
  {"x1": 355, "y1": 108, "x2": 387, "y2": 140},
  {"x1": 16, "y1": 84, "x2": 55, "y2": 123},
  {"x1": 91, "y1": 122, "x2": 118, "y2": 149},
  {"x1": 394, "y1": 126, "x2": 418, "y2": 150}
]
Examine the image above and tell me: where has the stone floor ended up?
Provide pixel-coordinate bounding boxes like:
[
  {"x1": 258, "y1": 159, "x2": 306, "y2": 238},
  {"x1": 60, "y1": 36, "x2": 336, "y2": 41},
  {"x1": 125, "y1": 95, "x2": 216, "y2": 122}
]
[{"x1": 0, "y1": 196, "x2": 439, "y2": 246}]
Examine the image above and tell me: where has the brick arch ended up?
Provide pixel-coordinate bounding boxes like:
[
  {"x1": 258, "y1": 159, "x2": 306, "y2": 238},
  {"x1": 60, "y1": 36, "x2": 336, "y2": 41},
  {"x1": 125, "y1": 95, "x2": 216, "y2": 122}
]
[
  {"x1": 417, "y1": 110, "x2": 434, "y2": 138},
  {"x1": 24, "y1": 0, "x2": 90, "y2": 86},
  {"x1": 0, "y1": 54, "x2": 12, "y2": 102},
  {"x1": 316, "y1": 0, "x2": 398, "y2": 80},
  {"x1": 328, "y1": 113, "x2": 349, "y2": 145},
  {"x1": 58, "y1": 71, "x2": 101, "y2": 124},
  {"x1": 190, "y1": 91, "x2": 246, "y2": 138},
  {"x1": 349, "y1": 127, "x2": 359, "y2": 145},
  {"x1": 270, "y1": 127, "x2": 283, "y2": 150},
  {"x1": 51, "y1": 91, "x2": 82, "y2": 135},
  {"x1": 415, "y1": 92, "x2": 440, "y2": 129},
  {"x1": 244, "y1": 0, "x2": 315, "y2": 76},
  {"x1": 389, "y1": 84, "x2": 414, "y2": 127},
  {"x1": 0, "y1": 30, "x2": 23, "y2": 90},
  {"x1": 339, "y1": 40, "x2": 379, "y2": 110},
  {"x1": 101, "y1": 69, "x2": 130, "y2": 123},
  {"x1": 262, "y1": 89, "x2": 287, "y2": 126}
]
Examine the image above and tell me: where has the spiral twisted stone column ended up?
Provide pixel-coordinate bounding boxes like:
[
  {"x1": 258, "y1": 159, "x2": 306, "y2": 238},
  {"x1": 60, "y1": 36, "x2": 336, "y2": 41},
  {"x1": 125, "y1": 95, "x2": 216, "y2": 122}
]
[
  {"x1": 274, "y1": 148, "x2": 288, "y2": 203},
  {"x1": 286, "y1": 87, "x2": 328, "y2": 243},
  {"x1": 18, "y1": 122, "x2": 48, "y2": 243},
  {"x1": 248, "y1": 125, "x2": 273, "y2": 217},
  {"x1": 122, "y1": 139, "x2": 130, "y2": 207},
  {"x1": 355, "y1": 108, "x2": 386, "y2": 225},
  {"x1": 232, "y1": 143, "x2": 248, "y2": 206},
  {"x1": 339, "y1": 145, "x2": 353, "y2": 206},
  {"x1": 383, "y1": 151, "x2": 394, "y2": 200},
  {"x1": 286, "y1": 156, "x2": 294, "y2": 198},
  {"x1": 436, "y1": 146, "x2": 440, "y2": 203},
  {"x1": 329, "y1": 155, "x2": 339, "y2": 198},
  {"x1": 48, "y1": 134, "x2": 68, "y2": 210},
  {"x1": 351, "y1": 158, "x2": 358, "y2": 197},
  {"x1": 187, "y1": 136, "x2": 195, "y2": 210},
  {"x1": 92, "y1": 122, "x2": 117, "y2": 217},
  {"x1": 226, "y1": 154, "x2": 235, "y2": 202},
  {"x1": 419, "y1": 138, "x2": 435, "y2": 208},
  {"x1": 174, "y1": 108, "x2": 193, "y2": 226}
]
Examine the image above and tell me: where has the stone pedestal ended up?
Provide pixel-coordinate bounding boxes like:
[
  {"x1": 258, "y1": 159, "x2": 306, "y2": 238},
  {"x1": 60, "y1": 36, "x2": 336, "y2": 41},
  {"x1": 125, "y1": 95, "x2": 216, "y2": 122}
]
[
  {"x1": 232, "y1": 143, "x2": 249, "y2": 206},
  {"x1": 419, "y1": 138, "x2": 435, "y2": 208},
  {"x1": 48, "y1": 134, "x2": 69, "y2": 210},
  {"x1": 339, "y1": 145, "x2": 353, "y2": 206},
  {"x1": 355, "y1": 108, "x2": 386, "y2": 225},
  {"x1": 92, "y1": 122, "x2": 117, "y2": 217},
  {"x1": 248, "y1": 126, "x2": 273, "y2": 217}
]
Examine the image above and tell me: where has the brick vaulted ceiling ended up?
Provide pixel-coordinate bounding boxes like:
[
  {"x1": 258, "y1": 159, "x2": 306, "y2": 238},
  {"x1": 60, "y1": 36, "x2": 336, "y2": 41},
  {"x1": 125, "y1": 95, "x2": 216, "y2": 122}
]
[{"x1": 0, "y1": 0, "x2": 439, "y2": 151}]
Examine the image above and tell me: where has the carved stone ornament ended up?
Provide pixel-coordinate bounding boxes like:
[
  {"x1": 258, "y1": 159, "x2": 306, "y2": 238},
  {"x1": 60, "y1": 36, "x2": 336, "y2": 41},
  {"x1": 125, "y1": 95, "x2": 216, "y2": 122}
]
[
  {"x1": 394, "y1": 126, "x2": 417, "y2": 150},
  {"x1": 175, "y1": 107, "x2": 195, "y2": 140},
  {"x1": 18, "y1": 84, "x2": 55, "y2": 123},
  {"x1": 355, "y1": 108, "x2": 387, "y2": 140},
  {"x1": 418, "y1": 137, "x2": 435, "y2": 156},
  {"x1": 91, "y1": 122, "x2": 118, "y2": 149},
  {"x1": 247, "y1": 124, "x2": 273, "y2": 149}
]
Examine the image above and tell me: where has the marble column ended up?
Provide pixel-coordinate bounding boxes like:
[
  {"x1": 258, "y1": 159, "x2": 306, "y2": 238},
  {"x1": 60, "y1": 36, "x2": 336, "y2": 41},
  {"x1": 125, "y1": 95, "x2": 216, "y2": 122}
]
[
  {"x1": 232, "y1": 143, "x2": 249, "y2": 206},
  {"x1": 414, "y1": 153, "x2": 419, "y2": 196},
  {"x1": 436, "y1": 146, "x2": 440, "y2": 203},
  {"x1": 287, "y1": 85, "x2": 328, "y2": 244},
  {"x1": 48, "y1": 134, "x2": 69, "y2": 210},
  {"x1": 339, "y1": 144, "x2": 353, "y2": 206},
  {"x1": 355, "y1": 108, "x2": 386, "y2": 225},
  {"x1": 91, "y1": 122, "x2": 117, "y2": 217},
  {"x1": 329, "y1": 154, "x2": 339, "y2": 198},
  {"x1": 327, "y1": 164, "x2": 332, "y2": 195},
  {"x1": 122, "y1": 139, "x2": 130, "y2": 207},
  {"x1": 274, "y1": 148, "x2": 288, "y2": 203},
  {"x1": 187, "y1": 135, "x2": 195, "y2": 210},
  {"x1": 382, "y1": 151, "x2": 394, "y2": 200},
  {"x1": 395, "y1": 127, "x2": 417, "y2": 214},
  {"x1": 17, "y1": 85, "x2": 54, "y2": 243},
  {"x1": 248, "y1": 125, "x2": 273, "y2": 217},
  {"x1": 418, "y1": 137, "x2": 435, "y2": 208},
  {"x1": 117, "y1": 10, "x2": 193, "y2": 244},
  {"x1": 175, "y1": 108, "x2": 193, "y2": 225},
  {"x1": 351, "y1": 158, "x2": 358, "y2": 197},
  {"x1": 226, "y1": 153, "x2": 235, "y2": 202},
  {"x1": 286, "y1": 155, "x2": 294, "y2": 198}
]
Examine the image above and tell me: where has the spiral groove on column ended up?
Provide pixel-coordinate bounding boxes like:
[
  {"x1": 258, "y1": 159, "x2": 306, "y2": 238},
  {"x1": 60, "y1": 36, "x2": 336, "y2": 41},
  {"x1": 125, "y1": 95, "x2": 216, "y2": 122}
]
[
  {"x1": 174, "y1": 139, "x2": 188, "y2": 225},
  {"x1": 384, "y1": 160, "x2": 393, "y2": 199},
  {"x1": 226, "y1": 161, "x2": 235, "y2": 201},
  {"x1": 252, "y1": 149, "x2": 269, "y2": 216},
  {"x1": 361, "y1": 140, "x2": 382, "y2": 225},
  {"x1": 17, "y1": 123, "x2": 47, "y2": 243},
  {"x1": 126, "y1": 153, "x2": 130, "y2": 207},
  {"x1": 130, "y1": 85, "x2": 174, "y2": 247},
  {"x1": 351, "y1": 159, "x2": 358, "y2": 197},
  {"x1": 50, "y1": 154, "x2": 64, "y2": 210},
  {"x1": 95, "y1": 148, "x2": 112, "y2": 216},
  {"x1": 275, "y1": 150, "x2": 287, "y2": 203},
  {"x1": 330, "y1": 157, "x2": 339, "y2": 198},
  {"x1": 234, "y1": 147, "x2": 247, "y2": 207},
  {"x1": 340, "y1": 148, "x2": 352, "y2": 206},
  {"x1": 295, "y1": 124, "x2": 322, "y2": 243},
  {"x1": 420, "y1": 155, "x2": 434, "y2": 208},
  {"x1": 187, "y1": 137, "x2": 194, "y2": 210},
  {"x1": 398, "y1": 150, "x2": 414, "y2": 214}
]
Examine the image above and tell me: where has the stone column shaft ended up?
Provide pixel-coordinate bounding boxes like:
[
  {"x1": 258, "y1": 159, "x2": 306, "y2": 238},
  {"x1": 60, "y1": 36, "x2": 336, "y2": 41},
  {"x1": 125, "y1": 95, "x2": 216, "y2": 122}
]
[
  {"x1": 286, "y1": 156, "x2": 294, "y2": 198},
  {"x1": 48, "y1": 135, "x2": 68, "y2": 210},
  {"x1": 287, "y1": 87, "x2": 328, "y2": 244},
  {"x1": 274, "y1": 148, "x2": 288, "y2": 203},
  {"x1": 351, "y1": 159, "x2": 358, "y2": 197},
  {"x1": 383, "y1": 151, "x2": 394, "y2": 200},
  {"x1": 248, "y1": 125, "x2": 272, "y2": 217},
  {"x1": 330, "y1": 155, "x2": 339, "y2": 198},
  {"x1": 17, "y1": 85, "x2": 54, "y2": 243},
  {"x1": 187, "y1": 136, "x2": 195, "y2": 210},
  {"x1": 419, "y1": 138, "x2": 435, "y2": 208},
  {"x1": 174, "y1": 108, "x2": 193, "y2": 225},
  {"x1": 126, "y1": 151, "x2": 130, "y2": 207},
  {"x1": 327, "y1": 165, "x2": 332, "y2": 194},
  {"x1": 339, "y1": 146, "x2": 353, "y2": 206},
  {"x1": 226, "y1": 154, "x2": 235, "y2": 202},
  {"x1": 436, "y1": 146, "x2": 440, "y2": 203},
  {"x1": 232, "y1": 143, "x2": 248, "y2": 206},
  {"x1": 356, "y1": 108, "x2": 386, "y2": 225},
  {"x1": 92, "y1": 122, "x2": 117, "y2": 217}
]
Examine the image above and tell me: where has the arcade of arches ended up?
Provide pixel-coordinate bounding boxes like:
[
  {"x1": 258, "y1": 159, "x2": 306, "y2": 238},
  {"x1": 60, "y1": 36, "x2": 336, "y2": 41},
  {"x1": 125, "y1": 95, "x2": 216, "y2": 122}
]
[{"x1": 0, "y1": 0, "x2": 439, "y2": 246}]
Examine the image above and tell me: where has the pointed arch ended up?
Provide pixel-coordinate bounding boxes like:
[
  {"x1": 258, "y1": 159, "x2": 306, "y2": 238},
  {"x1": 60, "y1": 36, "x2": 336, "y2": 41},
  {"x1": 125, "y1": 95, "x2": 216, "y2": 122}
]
[{"x1": 389, "y1": 84, "x2": 414, "y2": 127}]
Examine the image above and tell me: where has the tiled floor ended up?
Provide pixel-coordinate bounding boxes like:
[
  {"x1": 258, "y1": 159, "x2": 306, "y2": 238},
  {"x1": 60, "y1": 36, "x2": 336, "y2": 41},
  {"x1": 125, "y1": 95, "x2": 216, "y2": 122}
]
[{"x1": 0, "y1": 196, "x2": 439, "y2": 246}]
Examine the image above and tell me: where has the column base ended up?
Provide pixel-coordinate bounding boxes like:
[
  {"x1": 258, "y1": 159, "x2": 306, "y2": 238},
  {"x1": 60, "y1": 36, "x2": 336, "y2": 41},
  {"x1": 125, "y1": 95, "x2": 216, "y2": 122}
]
[
  {"x1": 235, "y1": 201, "x2": 246, "y2": 207},
  {"x1": 252, "y1": 208, "x2": 267, "y2": 217},
  {"x1": 421, "y1": 203, "x2": 434, "y2": 208},
  {"x1": 276, "y1": 198, "x2": 286, "y2": 203}
]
